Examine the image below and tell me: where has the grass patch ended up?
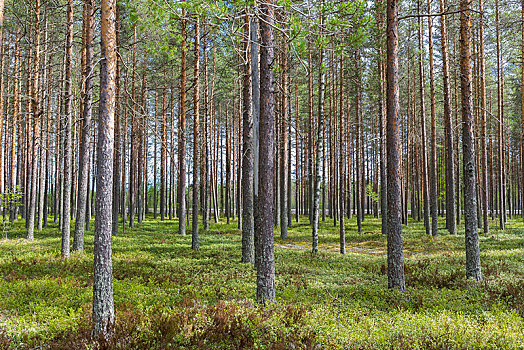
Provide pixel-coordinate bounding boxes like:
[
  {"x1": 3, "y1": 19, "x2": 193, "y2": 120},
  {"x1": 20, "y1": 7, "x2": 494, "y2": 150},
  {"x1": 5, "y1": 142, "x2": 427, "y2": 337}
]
[{"x1": 0, "y1": 214, "x2": 523, "y2": 349}]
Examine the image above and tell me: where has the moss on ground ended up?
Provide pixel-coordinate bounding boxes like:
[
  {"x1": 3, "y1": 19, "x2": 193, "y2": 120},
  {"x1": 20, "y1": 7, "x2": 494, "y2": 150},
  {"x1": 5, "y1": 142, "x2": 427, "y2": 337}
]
[{"x1": 0, "y1": 214, "x2": 523, "y2": 349}]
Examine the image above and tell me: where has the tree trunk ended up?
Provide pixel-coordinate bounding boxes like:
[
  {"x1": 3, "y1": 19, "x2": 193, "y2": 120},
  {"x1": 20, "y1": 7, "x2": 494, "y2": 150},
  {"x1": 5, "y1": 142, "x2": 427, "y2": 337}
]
[
  {"x1": 93, "y1": 0, "x2": 116, "y2": 340},
  {"x1": 241, "y1": 12, "x2": 254, "y2": 264},
  {"x1": 416, "y1": 2, "x2": 431, "y2": 236},
  {"x1": 521, "y1": 0, "x2": 524, "y2": 219},
  {"x1": 256, "y1": 0, "x2": 276, "y2": 304},
  {"x1": 192, "y1": 16, "x2": 200, "y2": 250},
  {"x1": 202, "y1": 24, "x2": 210, "y2": 231},
  {"x1": 438, "y1": 0, "x2": 458, "y2": 234},
  {"x1": 339, "y1": 55, "x2": 346, "y2": 254},
  {"x1": 386, "y1": 0, "x2": 405, "y2": 291},
  {"x1": 427, "y1": 0, "x2": 438, "y2": 236},
  {"x1": 355, "y1": 49, "x2": 363, "y2": 234},
  {"x1": 460, "y1": 0, "x2": 482, "y2": 281},
  {"x1": 61, "y1": 0, "x2": 74, "y2": 257},
  {"x1": 312, "y1": 9, "x2": 325, "y2": 254},
  {"x1": 280, "y1": 38, "x2": 288, "y2": 239},
  {"x1": 495, "y1": 0, "x2": 505, "y2": 230},
  {"x1": 178, "y1": 5, "x2": 187, "y2": 235},
  {"x1": 478, "y1": 0, "x2": 488, "y2": 233},
  {"x1": 74, "y1": 0, "x2": 94, "y2": 251},
  {"x1": 26, "y1": 0, "x2": 41, "y2": 241}
]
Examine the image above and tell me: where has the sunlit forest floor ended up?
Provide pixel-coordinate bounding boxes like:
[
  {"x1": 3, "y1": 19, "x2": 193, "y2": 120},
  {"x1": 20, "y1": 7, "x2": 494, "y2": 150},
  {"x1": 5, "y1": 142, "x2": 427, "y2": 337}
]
[{"x1": 1, "y1": 213, "x2": 523, "y2": 349}]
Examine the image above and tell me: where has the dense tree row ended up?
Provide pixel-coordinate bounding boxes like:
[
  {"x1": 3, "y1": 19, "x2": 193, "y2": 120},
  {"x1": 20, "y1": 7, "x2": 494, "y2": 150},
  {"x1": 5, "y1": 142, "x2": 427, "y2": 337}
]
[{"x1": 2, "y1": 0, "x2": 523, "y2": 340}]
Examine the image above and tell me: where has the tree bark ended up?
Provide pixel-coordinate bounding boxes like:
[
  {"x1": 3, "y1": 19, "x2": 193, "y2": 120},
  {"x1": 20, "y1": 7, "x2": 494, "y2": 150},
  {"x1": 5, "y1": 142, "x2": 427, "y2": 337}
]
[
  {"x1": 417, "y1": 1, "x2": 431, "y2": 236},
  {"x1": 460, "y1": 0, "x2": 482, "y2": 281},
  {"x1": 521, "y1": 0, "x2": 524, "y2": 219},
  {"x1": 74, "y1": 0, "x2": 94, "y2": 251},
  {"x1": 93, "y1": 0, "x2": 116, "y2": 340},
  {"x1": 478, "y1": 0, "x2": 488, "y2": 233},
  {"x1": 495, "y1": 0, "x2": 505, "y2": 230},
  {"x1": 192, "y1": 16, "x2": 200, "y2": 250},
  {"x1": 241, "y1": 12, "x2": 254, "y2": 264},
  {"x1": 280, "y1": 37, "x2": 288, "y2": 239},
  {"x1": 386, "y1": 0, "x2": 405, "y2": 291},
  {"x1": 438, "y1": 0, "x2": 458, "y2": 234},
  {"x1": 61, "y1": 0, "x2": 74, "y2": 257},
  {"x1": 312, "y1": 9, "x2": 326, "y2": 253},
  {"x1": 427, "y1": 0, "x2": 438, "y2": 237},
  {"x1": 26, "y1": 0, "x2": 41, "y2": 241},
  {"x1": 256, "y1": 1, "x2": 276, "y2": 304},
  {"x1": 178, "y1": 5, "x2": 187, "y2": 235}
]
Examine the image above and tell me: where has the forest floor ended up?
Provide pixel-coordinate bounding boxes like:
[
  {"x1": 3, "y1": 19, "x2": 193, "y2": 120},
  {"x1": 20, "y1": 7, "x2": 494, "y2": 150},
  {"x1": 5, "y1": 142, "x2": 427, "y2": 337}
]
[{"x1": 0, "y1": 214, "x2": 523, "y2": 349}]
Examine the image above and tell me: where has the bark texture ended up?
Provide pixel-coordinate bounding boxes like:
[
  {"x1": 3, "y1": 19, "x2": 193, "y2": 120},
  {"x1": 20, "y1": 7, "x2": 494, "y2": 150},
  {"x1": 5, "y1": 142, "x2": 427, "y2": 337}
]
[
  {"x1": 256, "y1": 1, "x2": 276, "y2": 305},
  {"x1": 460, "y1": 0, "x2": 482, "y2": 281},
  {"x1": 74, "y1": 0, "x2": 94, "y2": 251},
  {"x1": 93, "y1": 0, "x2": 116, "y2": 340},
  {"x1": 241, "y1": 13, "x2": 254, "y2": 264},
  {"x1": 386, "y1": 0, "x2": 405, "y2": 291}
]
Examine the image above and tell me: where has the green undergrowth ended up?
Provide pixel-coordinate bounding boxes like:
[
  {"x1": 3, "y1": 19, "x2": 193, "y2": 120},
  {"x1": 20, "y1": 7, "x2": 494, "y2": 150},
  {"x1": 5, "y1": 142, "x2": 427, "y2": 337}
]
[{"x1": 0, "y1": 214, "x2": 523, "y2": 349}]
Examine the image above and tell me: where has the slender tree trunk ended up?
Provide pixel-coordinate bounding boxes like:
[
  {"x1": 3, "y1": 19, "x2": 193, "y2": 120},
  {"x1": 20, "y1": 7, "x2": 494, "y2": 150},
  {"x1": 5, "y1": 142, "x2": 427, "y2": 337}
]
[
  {"x1": 339, "y1": 55, "x2": 346, "y2": 254},
  {"x1": 61, "y1": 0, "x2": 74, "y2": 257},
  {"x1": 460, "y1": 0, "x2": 482, "y2": 281},
  {"x1": 427, "y1": 0, "x2": 438, "y2": 236},
  {"x1": 376, "y1": 0, "x2": 388, "y2": 235},
  {"x1": 256, "y1": 1, "x2": 276, "y2": 304},
  {"x1": 478, "y1": 0, "x2": 488, "y2": 233},
  {"x1": 38, "y1": 56, "x2": 51, "y2": 231},
  {"x1": 355, "y1": 50, "x2": 363, "y2": 234},
  {"x1": 202, "y1": 24, "x2": 210, "y2": 231},
  {"x1": 280, "y1": 38, "x2": 288, "y2": 239},
  {"x1": 74, "y1": 0, "x2": 94, "y2": 251},
  {"x1": 307, "y1": 42, "x2": 314, "y2": 223},
  {"x1": 386, "y1": 0, "x2": 405, "y2": 291},
  {"x1": 417, "y1": 3, "x2": 431, "y2": 236},
  {"x1": 312, "y1": 9, "x2": 326, "y2": 253},
  {"x1": 495, "y1": 0, "x2": 505, "y2": 230},
  {"x1": 93, "y1": 0, "x2": 116, "y2": 340},
  {"x1": 153, "y1": 93, "x2": 158, "y2": 219},
  {"x1": 112, "y1": 4, "x2": 121, "y2": 235},
  {"x1": 192, "y1": 16, "x2": 200, "y2": 250},
  {"x1": 521, "y1": 0, "x2": 524, "y2": 219},
  {"x1": 160, "y1": 86, "x2": 166, "y2": 220},
  {"x1": 241, "y1": 12, "x2": 254, "y2": 264},
  {"x1": 26, "y1": 0, "x2": 41, "y2": 241},
  {"x1": 178, "y1": 5, "x2": 187, "y2": 235}
]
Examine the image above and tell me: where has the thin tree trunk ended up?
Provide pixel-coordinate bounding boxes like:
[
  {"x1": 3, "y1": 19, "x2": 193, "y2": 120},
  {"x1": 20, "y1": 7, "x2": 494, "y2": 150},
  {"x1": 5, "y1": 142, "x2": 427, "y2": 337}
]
[
  {"x1": 312, "y1": 9, "x2": 326, "y2": 253},
  {"x1": 495, "y1": 0, "x2": 505, "y2": 230},
  {"x1": 61, "y1": 0, "x2": 74, "y2": 257},
  {"x1": 386, "y1": 0, "x2": 405, "y2": 291},
  {"x1": 178, "y1": 5, "x2": 187, "y2": 235},
  {"x1": 339, "y1": 55, "x2": 346, "y2": 254},
  {"x1": 478, "y1": 0, "x2": 488, "y2": 233},
  {"x1": 460, "y1": 0, "x2": 482, "y2": 281},
  {"x1": 241, "y1": 12, "x2": 254, "y2": 264},
  {"x1": 417, "y1": 2, "x2": 431, "y2": 236},
  {"x1": 93, "y1": 0, "x2": 116, "y2": 340},
  {"x1": 427, "y1": 0, "x2": 438, "y2": 236},
  {"x1": 280, "y1": 38, "x2": 288, "y2": 239},
  {"x1": 202, "y1": 23, "x2": 210, "y2": 231},
  {"x1": 26, "y1": 0, "x2": 41, "y2": 241},
  {"x1": 192, "y1": 16, "x2": 200, "y2": 250},
  {"x1": 256, "y1": 1, "x2": 276, "y2": 304},
  {"x1": 521, "y1": 0, "x2": 524, "y2": 219},
  {"x1": 112, "y1": 3, "x2": 121, "y2": 236},
  {"x1": 74, "y1": 0, "x2": 94, "y2": 250}
]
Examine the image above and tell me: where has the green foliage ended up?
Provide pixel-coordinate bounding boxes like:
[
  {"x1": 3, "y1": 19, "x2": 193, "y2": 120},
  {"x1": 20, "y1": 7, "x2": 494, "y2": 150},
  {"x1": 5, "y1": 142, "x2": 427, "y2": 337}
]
[
  {"x1": 366, "y1": 183, "x2": 379, "y2": 203},
  {"x1": 0, "y1": 186, "x2": 23, "y2": 239},
  {"x1": 0, "y1": 215, "x2": 523, "y2": 348}
]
